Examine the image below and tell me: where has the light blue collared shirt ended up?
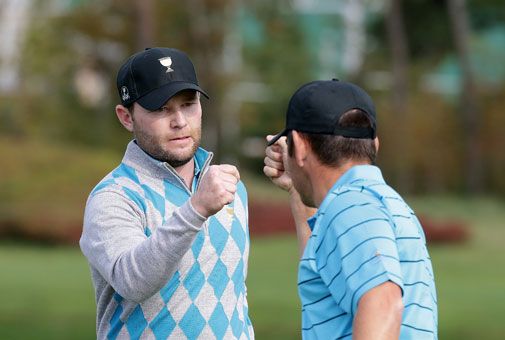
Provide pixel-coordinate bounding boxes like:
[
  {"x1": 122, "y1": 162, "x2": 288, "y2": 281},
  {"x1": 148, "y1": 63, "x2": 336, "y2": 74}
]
[{"x1": 298, "y1": 165, "x2": 437, "y2": 339}]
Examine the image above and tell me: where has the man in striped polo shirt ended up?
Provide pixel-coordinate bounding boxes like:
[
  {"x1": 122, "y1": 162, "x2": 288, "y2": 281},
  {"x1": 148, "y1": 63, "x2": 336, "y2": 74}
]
[
  {"x1": 80, "y1": 48, "x2": 254, "y2": 339},
  {"x1": 264, "y1": 79, "x2": 437, "y2": 339}
]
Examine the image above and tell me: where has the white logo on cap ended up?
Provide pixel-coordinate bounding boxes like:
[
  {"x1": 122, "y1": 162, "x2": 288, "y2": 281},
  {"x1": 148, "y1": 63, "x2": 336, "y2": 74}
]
[
  {"x1": 159, "y1": 57, "x2": 174, "y2": 73},
  {"x1": 121, "y1": 86, "x2": 130, "y2": 101}
]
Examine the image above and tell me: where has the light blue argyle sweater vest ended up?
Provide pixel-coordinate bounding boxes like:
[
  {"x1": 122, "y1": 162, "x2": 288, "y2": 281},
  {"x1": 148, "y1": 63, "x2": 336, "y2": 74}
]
[{"x1": 80, "y1": 141, "x2": 254, "y2": 339}]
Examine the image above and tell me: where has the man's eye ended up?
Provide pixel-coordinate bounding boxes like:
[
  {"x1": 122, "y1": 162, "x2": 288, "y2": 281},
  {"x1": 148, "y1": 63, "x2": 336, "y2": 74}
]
[{"x1": 155, "y1": 106, "x2": 168, "y2": 112}]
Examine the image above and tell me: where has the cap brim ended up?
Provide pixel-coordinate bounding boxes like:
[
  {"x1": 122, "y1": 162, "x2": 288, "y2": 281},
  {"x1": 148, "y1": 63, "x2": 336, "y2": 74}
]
[
  {"x1": 137, "y1": 82, "x2": 209, "y2": 111},
  {"x1": 267, "y1": 129, "x2": 288, "y2": 146}
]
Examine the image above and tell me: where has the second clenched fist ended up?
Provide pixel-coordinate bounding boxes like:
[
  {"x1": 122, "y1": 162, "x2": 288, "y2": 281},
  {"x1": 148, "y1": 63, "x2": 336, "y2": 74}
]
[{"x1": 191, "y1": 164, "x2": 240, "y2": 218}]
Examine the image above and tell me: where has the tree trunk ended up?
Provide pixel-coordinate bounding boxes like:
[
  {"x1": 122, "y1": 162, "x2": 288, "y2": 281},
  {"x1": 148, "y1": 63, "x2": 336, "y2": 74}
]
[
  {"x1": 134, "y1": 0, "x2": 155, "y2": 49},
  {"x1": 447, "y1": 0, "x2": 482, "y2": 193},
  {"x1": 184, "y1": 0, "x2": 235, "y2": 163},
  {"x1": 385, "y1": 0, "x2": 411, "y2": 191}
]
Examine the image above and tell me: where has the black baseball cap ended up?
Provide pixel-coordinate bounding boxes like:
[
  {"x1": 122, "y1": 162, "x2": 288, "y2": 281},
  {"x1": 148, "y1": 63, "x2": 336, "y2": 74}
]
[
  {"x1": 116, "y1": 47, "x2": 209, "y2": 110},
  {"x1": 268, "y1": 79, "x2": 377, "y2": 146}
]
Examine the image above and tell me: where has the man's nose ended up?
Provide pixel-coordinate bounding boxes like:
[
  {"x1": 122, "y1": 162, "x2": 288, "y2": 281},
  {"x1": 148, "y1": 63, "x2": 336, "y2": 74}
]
[{"x1": 171, "y1": 110, "x2": 187, "y2": 128}]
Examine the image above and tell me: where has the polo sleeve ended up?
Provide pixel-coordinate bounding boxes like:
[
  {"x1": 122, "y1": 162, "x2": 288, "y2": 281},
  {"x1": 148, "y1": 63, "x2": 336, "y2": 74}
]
[{"x1": 315, "y1": 197, "x2": 404, "y2": 315}]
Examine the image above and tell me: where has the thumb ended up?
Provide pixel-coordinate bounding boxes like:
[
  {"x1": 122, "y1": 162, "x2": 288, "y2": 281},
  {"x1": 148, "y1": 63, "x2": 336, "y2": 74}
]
[{"x1": 276, "y1": 136, "x2": 288, "y2": 152}]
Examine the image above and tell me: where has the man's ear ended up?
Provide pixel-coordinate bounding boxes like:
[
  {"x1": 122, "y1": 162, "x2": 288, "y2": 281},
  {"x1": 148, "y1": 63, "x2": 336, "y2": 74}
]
[
  {"x1": 292, "y1": 130, "x2": 308, "y2": 167},
  {"x1": 374, "y1": 137, "x2": 380, "y2": 153},
  {"x1": 116, "y1": 104, "x2": 134, "y2": 132}
]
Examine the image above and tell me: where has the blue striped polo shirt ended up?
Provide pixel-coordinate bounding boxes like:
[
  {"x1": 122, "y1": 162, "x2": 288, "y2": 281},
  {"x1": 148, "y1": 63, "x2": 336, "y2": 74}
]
[{"x1": 298, "y1": 165, "x2": 437, "y2": 339}]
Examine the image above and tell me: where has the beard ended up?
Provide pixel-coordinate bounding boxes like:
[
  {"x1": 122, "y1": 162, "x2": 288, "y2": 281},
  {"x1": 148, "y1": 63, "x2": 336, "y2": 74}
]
[{"x1": 133, "y1": 127, "x2": 201, "y2": 168}]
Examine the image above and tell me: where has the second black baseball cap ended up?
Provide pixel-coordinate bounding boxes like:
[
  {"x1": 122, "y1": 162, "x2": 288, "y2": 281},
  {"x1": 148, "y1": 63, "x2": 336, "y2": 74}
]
[
  {"x1": 268, "y1": 79, "x2": 377, "y2": 146},
  {"x1": 116, "y1": 47, "x2": 209, "y2": 110}
]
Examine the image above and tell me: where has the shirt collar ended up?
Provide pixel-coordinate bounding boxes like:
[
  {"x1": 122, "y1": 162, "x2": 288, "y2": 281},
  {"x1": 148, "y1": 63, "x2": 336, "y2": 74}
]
[
  {"x1": 307, "y1": 165, "x2": 384, "y2": 231},
  {"x1": 333, "y1": 164, "x2": 384, "y2": 188}
]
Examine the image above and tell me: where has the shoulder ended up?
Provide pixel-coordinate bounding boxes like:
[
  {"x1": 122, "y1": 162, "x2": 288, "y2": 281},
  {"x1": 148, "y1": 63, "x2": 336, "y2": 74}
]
[
  {"x1": 315, "y1": 186, "x2": 394, "y2": 245},
  {"x1": 90, "y1": 162, "x2": 149, "y2": 197},
  {"x1": 87, "y1": 164, "x2": 148, "y2": 215},
  {"x1": 321, "y1": 187, "x2": 387, "y2": 223}
]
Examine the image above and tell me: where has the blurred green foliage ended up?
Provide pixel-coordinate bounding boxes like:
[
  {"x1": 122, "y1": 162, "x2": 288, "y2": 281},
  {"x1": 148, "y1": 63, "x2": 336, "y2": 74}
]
[
  {"x1": 0, "y1": 137, "x2": 120, "y2": 241},
  {"x1": 1, "y1": 0, "x2": 505, "y2": 241},
  {"x1": 1, "y1": 0, "x2": 503, "y2": 195}
]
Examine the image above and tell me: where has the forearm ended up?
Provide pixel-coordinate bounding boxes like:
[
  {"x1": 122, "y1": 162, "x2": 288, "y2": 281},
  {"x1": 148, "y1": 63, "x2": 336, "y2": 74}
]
[
  {"x1": 288, "y1": 188, "x2": 316, "y2": 257},
  {"x1": 263, "y1": 136, "x2": 315, "y2": 256},
  {"x1": 110, "y1": 201, "x2": 205, "y2": 302},
  {"x1": 81, "y1": 192, "x2": 206, "y2": 303},
  {"x1": 353, "y1": 281, "x2": 403, "y2": 340}
]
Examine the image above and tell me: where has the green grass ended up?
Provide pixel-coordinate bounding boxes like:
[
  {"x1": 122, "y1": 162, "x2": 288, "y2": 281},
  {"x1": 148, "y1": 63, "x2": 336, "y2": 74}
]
[
  {"x1": 409, "y1": 196, "x2": 505, "y2": 340},
  {"x1": 0, "y1": 244, "x2": 96, "y2": 339},
  {"x1": 247, "y1": 237, "x2": 301, "y2": 339},
  {"x1": 1, "y1": 196, "x2": 505, "y2": 340}
]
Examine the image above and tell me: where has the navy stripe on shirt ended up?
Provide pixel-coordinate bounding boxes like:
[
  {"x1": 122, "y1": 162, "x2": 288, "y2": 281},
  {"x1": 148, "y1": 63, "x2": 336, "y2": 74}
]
[
  {"x1": 380, "y1": 195, "x2": 404, "y2": 202},
  {"x1": 316, "y1": 217, "x2": 391, "y2": 265},
  {"x1": 298, "y1": 275, "x2": 321, "y2": 286},
  {"x1": 350, "y1": 271, "x2": 403, "y2": 314},
  {"x1": 402, "y1": 323, "x2": 435, "y2": 334},
  {"x1": 314, "y1": 202, "x2": 377, "y2": 253},
  {"x1": 302, "y1": 312, "x2": 347, "y2": 331},
  {"x1": 404, "y1": 302, "x2": 435, "y2": 312},
  {"x1": 404, "y1": 281, "x2": 430, "y2": 288},
  {"x1": 302, "y1": 294, "x2": 332, "y2": 308},
  {"x1": 404, "y1": 282, "x2": 438, "y2": 303},
  {"x1": 345, "y1": 254, "x2": 399, "y2": 283},
  {"x1": 323, "y1": 253, "x2": 399, "y2": 290},
  {"x1": 318, "y1": 236, "x2": 396, "y2": 271},
  {"x1": 392, "y1": 214, "x2": 412, "y2": 219},
  {"x1": 396, "y1": 236, "x2": 421, "y2": 240},
  {"x1": 400, "y1": 259, "x2": 426, "y2": 264}
]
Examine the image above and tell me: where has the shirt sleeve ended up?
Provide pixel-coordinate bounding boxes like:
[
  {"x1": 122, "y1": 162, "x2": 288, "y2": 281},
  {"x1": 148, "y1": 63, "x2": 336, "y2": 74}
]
[
  {"x1": 79, "y1": 188, "x2": 206, "y2": 303},
  {"x1": 316, "y1": 196, "x2": 404, "y2": 315}
]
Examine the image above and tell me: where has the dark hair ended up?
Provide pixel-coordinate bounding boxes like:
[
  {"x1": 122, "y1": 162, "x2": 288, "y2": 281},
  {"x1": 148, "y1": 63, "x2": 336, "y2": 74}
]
[
  {"x1": 125, "y1": 103, "x2": 135, "y2": 115},
  {"x1": 287, "y1": 109, "x2": 377, "y2": 166}
]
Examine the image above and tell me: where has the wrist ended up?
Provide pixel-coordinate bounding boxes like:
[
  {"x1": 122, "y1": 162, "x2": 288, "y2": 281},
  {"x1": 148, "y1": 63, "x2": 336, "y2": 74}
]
[
  {"x1": 190, "y1": 196, "x2": 210, "y2": 218},
  {"x1": 288, "y1": 186, "x2": 298, "y2": 197},
  {"x1": 188, "y1": 199, "x2": 207, "y2": 221}
]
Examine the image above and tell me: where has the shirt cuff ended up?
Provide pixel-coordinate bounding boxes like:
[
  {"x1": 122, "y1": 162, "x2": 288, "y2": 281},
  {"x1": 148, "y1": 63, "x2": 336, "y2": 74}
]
[{"x1": 186, "y1": 199, "x2": 207, "y2": 223}]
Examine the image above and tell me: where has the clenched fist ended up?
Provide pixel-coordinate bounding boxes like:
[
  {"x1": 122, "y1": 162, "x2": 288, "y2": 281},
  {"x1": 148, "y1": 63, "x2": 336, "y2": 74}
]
[
  {"x1": 263, "y1": 135, "x2": 293, "y2": 192},
  {"x1": 191, "y1": 164, "x2": 240, "y2": 217}
]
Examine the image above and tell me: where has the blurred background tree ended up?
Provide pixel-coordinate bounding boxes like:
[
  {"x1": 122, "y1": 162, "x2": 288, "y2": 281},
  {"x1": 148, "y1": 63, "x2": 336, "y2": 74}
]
[
  {"x1": 2, "y1": 0, "x2": 503, "y2": 196},
  {"x1": 1, "y1": 0, "x2": 505, "y2": 241}
]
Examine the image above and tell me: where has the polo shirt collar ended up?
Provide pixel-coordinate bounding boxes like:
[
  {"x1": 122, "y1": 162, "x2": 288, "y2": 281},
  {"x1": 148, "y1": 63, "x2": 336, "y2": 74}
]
[
  {"x1": 333, "y1": 164, "x2": 384, "y2": 188},
  {"x1": 123, "y1": 140, "x2": 212, "y2": 180},
  {"x1": 307, "y1": 165, "x2": 384, "y2": 231}
]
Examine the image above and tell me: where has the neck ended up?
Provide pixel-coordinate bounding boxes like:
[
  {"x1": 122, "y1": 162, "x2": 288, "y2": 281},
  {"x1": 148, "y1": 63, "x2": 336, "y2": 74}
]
[
  {"x1": 311, "y1": 161, "x2": 368, "y2": 207},
  {"x1": 173, "y1": 158, "x2": 195, "y2": 189}
]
